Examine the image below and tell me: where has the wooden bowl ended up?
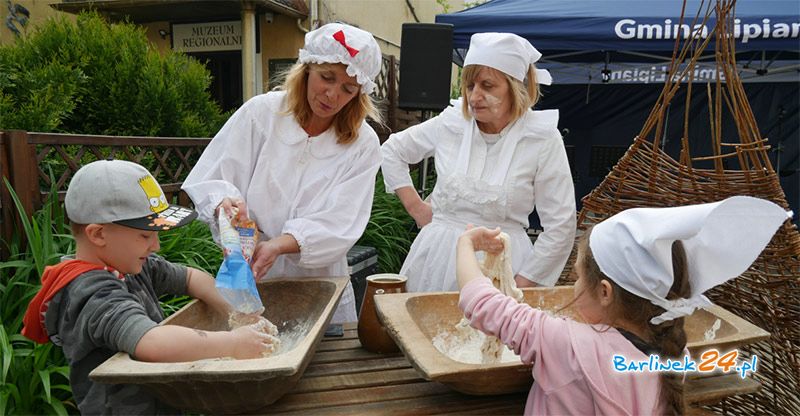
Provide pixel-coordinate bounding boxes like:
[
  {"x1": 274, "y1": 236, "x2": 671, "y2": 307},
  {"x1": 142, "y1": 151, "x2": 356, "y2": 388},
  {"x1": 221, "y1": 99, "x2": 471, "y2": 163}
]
[
  {"x1": 374, "y1": 286, "x2": 770, "y2": 395},
  {"x1": 89, "y1": 276, "x2": 349, "y2": 414}
]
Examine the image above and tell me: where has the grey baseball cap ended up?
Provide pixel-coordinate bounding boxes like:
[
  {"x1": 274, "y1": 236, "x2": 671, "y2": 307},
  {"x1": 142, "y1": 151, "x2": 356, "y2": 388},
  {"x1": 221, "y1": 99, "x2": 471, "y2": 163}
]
[{"x1": 65, "y1": 160, "x2": 197, "y2": 231}]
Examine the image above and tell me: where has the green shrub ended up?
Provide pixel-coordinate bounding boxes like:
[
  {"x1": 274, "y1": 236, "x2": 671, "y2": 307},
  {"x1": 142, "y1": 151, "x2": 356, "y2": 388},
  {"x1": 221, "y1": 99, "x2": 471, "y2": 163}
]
[
  {"x1": 0, "y1": 60, "x2": 83, "y2": 132},
  {"x1": 0, "y1": 12, "x2": 226, "y2": 137},
  {"x1": 0, "y1": 11, "x2": 225, "y2": 200}
]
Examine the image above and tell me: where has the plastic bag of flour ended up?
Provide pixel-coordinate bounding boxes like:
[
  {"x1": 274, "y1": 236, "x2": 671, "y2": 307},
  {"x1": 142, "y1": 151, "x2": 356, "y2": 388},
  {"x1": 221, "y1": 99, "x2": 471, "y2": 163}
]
[{"x1": 215, "y1": 209, "x2": 263, "y2": 315}]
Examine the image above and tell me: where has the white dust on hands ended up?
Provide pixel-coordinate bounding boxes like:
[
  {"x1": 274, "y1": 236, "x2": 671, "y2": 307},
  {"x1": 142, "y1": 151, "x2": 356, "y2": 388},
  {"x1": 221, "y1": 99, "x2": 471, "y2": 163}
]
[
  {"x1": 433, "y1": 233, "x2": 522, "y2": 364},
  {"x1": 228, "y1": 312, "x2": 281, "y2": 358}
]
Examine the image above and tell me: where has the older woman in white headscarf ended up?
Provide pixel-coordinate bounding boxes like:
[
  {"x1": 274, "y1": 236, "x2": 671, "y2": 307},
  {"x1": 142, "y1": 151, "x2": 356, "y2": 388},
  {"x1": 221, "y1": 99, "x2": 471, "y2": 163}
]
[
  {"x1": 183, "y1": 23, "x2": 384, "y2": 323},
  {"x1": 381, "y1": 32, "x2": 576, "y2": 292}
]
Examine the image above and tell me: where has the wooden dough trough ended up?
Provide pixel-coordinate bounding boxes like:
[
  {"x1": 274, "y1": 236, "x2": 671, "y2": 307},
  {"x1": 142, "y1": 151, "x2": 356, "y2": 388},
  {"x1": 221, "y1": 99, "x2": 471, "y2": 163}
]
[
  {"x1": 90, "y1": 276, "x2": 349, "y2": 414},
  {"x1": 374, "y1": 286, "x2": 769, "y2": 395}
]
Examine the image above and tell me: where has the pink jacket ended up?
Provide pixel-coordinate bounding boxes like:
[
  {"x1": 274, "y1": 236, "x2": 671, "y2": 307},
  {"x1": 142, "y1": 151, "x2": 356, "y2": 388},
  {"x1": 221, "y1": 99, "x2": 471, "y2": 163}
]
[{"x1": 459, "y1": 278, "x2": 664, "y2": 415}]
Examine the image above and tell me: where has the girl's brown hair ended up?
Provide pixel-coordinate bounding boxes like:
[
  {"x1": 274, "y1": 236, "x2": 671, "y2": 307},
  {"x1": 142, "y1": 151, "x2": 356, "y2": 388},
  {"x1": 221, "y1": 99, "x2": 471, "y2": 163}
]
[
  {"x1": 281, "y1": 62, "x2": 383, "y2": 145},
  {"x1": 577, "y1": 228, "x2": 689, "y2": 416},
  {"x1": 460, "y1": 65, "x2": 542, "y2": 121}
]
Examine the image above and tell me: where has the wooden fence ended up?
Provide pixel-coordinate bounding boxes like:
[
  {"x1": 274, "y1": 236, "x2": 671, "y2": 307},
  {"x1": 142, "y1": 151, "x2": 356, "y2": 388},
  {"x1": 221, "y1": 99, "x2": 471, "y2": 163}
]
[
  {"x1": 0, "y1": 54, "x2": 423, "y2": 258},
  {"x1": 0, "y1": 131, "x2": 211, "y2": 255}
]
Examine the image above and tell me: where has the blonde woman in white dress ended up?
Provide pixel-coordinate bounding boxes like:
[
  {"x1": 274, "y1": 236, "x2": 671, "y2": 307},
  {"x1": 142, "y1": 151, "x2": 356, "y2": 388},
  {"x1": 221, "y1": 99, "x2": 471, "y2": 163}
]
[{"x1": 183, "y1": 23, "x2": 383, "y2": 323}]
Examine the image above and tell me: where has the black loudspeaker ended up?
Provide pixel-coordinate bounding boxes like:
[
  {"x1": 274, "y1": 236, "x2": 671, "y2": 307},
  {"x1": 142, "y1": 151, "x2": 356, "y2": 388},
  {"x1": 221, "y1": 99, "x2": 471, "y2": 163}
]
[{"x1": 398, "y1": 23, "x2": 453, "y2": 111}]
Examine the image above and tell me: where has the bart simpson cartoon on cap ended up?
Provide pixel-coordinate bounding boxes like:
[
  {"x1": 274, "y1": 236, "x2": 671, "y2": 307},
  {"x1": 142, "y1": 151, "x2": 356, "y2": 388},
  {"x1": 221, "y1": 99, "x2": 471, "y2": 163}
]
[{"x1": 138, "y1": 175, "x2": 169, "y2": 213}]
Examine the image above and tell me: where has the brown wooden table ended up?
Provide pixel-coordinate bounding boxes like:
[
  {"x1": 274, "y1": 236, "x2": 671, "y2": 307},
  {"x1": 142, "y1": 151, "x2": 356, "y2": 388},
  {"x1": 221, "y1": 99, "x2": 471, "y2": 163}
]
[{"x1": 261, "y1": 323, "x2": 759, "y2": 415}]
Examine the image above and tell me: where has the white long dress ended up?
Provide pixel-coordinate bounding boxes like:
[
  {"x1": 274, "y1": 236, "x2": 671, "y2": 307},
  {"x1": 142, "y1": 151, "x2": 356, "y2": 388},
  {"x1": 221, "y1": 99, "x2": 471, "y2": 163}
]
[
  {"x1": 183, "y1": 91, "x2": 382, "y2": 323},
  {"x1": 381, "y1": 99, "x2": 576, "y2": 292}
]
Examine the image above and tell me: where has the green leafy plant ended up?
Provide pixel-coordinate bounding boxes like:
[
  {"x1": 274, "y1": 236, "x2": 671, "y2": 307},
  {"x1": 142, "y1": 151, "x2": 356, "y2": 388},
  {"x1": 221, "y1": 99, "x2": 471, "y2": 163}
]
[
  {"x1": 0, "y1": 182, "x2": 224, "y2": 411},
  {"x1": 157, "y1": 220, "x2": 223, "y2": 317},
  {"x1": 357, "y1": 172, "x2": 427, "y2": 273},
  {"x1": 159, "y1": 220, "x2": 221, "y2": 277},
  {"x1": 0, "y1": 180, "x2": 76, "y2": 414},
  {"x1": 0, "y1": 326, "x2": 73, "y2": 416},
  {"x1": 0, "y1": 12, "x2": 227, "y2": 137}
]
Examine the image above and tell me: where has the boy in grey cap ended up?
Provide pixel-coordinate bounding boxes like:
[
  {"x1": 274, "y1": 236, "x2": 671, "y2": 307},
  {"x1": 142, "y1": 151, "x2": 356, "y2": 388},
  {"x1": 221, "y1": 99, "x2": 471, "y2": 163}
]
[{"x1": 22, "y1": 160, "x2": 277, "y2": 415}]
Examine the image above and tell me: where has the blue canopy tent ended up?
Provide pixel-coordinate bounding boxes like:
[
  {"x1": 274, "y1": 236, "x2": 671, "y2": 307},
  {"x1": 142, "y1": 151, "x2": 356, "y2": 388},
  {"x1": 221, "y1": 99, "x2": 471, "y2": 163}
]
[
  {"x1": 437, "y1": 0, "x2": 800, "y2": 53},
  {"x1": 438, "y1": 0, "x2": 800, "y2": 82},
  {"x1": 436, "y1": 0, "x2": 800, "y2": 225}
]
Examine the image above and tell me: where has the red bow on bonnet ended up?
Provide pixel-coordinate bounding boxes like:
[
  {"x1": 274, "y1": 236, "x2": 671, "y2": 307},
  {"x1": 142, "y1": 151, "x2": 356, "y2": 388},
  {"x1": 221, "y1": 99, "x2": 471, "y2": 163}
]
[{"x1": 332, "y1": 30, "x2": 360, "y2": 57}]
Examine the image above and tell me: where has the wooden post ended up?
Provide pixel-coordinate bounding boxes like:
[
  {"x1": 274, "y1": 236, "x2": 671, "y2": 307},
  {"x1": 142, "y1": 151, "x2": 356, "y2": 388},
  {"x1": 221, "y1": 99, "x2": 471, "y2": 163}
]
[
  {"x1": 6, "y1": 130, "x2": 38, "y2": 244},
  {"x1": 0, "y1": 132, "x2": 13, "y2": 259},
  {"x1": 178, "y1": 190, "x2": 191, "y2": 208},
  {"x1": 241, "y1": 2, "x2": 257, "y2": 100}
]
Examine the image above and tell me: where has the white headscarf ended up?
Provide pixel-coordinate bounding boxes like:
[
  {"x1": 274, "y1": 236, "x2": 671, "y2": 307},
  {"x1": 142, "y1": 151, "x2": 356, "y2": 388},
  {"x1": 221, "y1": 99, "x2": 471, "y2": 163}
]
[
  {"x1": 463, "y1": 32, "x2": 552, "y2": 86},
  {"x1": 589, "y1": 196, "x2": 792, "y2": 324},
  {"x1": 298, "y1": 23, "x2": 382, "y2": 95}
]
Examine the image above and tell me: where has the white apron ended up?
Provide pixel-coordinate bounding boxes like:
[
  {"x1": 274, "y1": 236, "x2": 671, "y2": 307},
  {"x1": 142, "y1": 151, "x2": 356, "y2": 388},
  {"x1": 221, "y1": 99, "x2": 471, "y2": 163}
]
[{"x1": 401, "y1": 119, "x2": 536, "y2": 292}]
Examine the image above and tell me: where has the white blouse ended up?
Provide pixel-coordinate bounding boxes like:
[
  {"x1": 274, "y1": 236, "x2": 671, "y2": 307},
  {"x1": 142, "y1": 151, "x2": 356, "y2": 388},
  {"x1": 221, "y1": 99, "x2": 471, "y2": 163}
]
[
  {"x1": 183, "y1": 91, "x2": 382, "y2": 322},
  {"x1": 381, "y1": 99, "x2": 576, "y2": 289}
]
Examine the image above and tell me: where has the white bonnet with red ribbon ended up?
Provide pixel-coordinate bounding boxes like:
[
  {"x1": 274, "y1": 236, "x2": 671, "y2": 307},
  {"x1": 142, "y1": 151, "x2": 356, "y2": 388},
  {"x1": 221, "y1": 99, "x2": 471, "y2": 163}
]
[
  {"x1": 589, "y1": 196, "x2": 792, "y2": 325},
  {"x1": 298, "y1": 23, "x2": 382, "y2": 95}
]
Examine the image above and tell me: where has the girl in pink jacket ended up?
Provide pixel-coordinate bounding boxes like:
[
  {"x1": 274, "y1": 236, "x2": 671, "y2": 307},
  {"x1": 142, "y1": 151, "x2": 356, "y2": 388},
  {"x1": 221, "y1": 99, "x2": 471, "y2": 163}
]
[{"x1": 456, "y1": 196, "x2": 790, "y2": 415}]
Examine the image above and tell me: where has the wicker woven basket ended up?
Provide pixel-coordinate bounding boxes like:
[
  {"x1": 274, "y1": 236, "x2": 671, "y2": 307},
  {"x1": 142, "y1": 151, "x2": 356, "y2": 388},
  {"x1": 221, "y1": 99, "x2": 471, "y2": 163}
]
[{"x1": 556, "y1": 1, "x2": 800, "y2": 414}]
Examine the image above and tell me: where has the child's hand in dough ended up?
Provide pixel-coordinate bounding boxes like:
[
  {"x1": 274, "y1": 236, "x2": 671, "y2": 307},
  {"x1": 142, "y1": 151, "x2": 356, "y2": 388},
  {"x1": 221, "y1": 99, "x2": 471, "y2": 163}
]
[{"x1": 460, "y1": 225, "x2": 504, "y2": 255}]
